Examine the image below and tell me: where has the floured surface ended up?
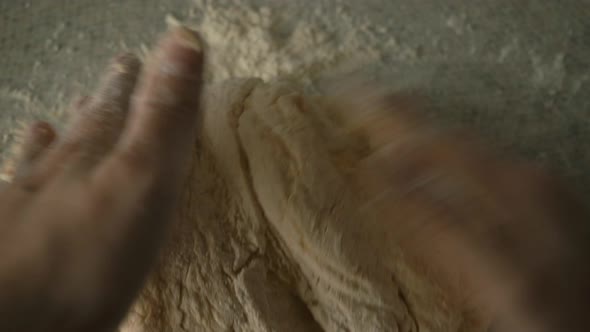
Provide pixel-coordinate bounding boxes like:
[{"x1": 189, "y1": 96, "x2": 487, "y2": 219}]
[{"x1": 1, "y1": 0, "x2": 589, "y2": 196}]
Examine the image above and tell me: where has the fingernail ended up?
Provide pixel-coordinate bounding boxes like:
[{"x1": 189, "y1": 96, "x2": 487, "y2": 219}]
[
  {"x1": 170, "y1": 25, "x2": 203, "y2": 52},
  {"x1": 110, "y1": 52, "x2": 141, "y2": 74},
  {"x1": 154, "y1": 26, "x2": 204, "y2": 78}
]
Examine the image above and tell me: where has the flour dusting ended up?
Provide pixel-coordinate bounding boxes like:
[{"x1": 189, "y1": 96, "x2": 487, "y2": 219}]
[
  {"x1": 182, "y1": 0, "x2": 411, "y2": 84},
  {"x1": 1, "y1": 0, "x2": 589, "y2": 194}
]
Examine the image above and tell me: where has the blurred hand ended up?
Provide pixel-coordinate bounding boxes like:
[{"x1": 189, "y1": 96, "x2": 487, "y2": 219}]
[
  {"x1": 344, "y1": 91, "x2": 590, "y2": 332},
  {"x1": 0, "y1": 26, "x2": 203, "y2": 332}
]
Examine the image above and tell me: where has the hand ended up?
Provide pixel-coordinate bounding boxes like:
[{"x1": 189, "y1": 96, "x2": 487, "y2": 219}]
[
  {"x1": 341, "y1": 90, "x2": 590, "y2": 332},
  {"x1": 0, "y1": 26, "x2": 204, "y2": 332}
]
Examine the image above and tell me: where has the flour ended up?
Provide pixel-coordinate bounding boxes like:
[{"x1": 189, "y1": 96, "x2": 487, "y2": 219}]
[
  {"x1": 180, "y1": 0, "x2": 411, "y2": 84},
  {"x1": 0, "y1": 0, "x2": 415, "y2": 180},
  {"x1": 2, "y1": 0, "x2": 588, "y2": 194}
]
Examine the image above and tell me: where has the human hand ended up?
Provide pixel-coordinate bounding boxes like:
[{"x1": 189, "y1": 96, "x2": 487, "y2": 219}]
[
  {"x1": 0, "y1": 26, "x2": 203, "y2": 332},
  {"x1": 339, "y1": 90, "x2": 590, "y2": 332}
]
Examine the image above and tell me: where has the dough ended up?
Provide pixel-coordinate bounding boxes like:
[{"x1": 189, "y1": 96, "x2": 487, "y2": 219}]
[{"x1": 120, "y1": 79, "x2": 479, "y2": 332}]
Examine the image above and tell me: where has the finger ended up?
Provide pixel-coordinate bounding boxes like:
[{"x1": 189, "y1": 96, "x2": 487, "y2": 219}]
[
  {"x1": 89, "y1": 26, "x2": 204, "y2": 249},
  {"x1": 122, "y1": 26, "x2": 203, "y2": 166},
  {"x1": 18, "y1": 96, "x2": 92, "y2": 190},
  {"x1": 98, "y1": 26, "x2": 204, "y2": 191},
  {"x1": 71, "y1": 27, "x2": 204, "y2": 323},
  {"x1": 14, "y1": 121, "x2": 56, "y2": 180},
  {"x1": 0, "y1": 122, "x2": 54, "y2": 203},
  {"x1": 62, "y1": 53, "x2": 142, "y2": 169},
  {"x1": 24, "y1": 54, "x2": 141, "y2": 189}
]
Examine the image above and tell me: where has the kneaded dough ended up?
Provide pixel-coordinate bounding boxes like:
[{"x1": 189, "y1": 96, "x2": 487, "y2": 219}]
[{"x1": 120, "y1": 79, "x2": 480, "y2": 332}]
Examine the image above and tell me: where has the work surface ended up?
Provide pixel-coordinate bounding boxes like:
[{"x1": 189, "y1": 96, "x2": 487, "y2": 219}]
[{"x1": 0, "y1": 0, "x2": 589, "y2": 197}]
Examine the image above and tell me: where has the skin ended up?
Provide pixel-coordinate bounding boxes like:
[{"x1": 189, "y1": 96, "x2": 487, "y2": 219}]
[
  {"x1": 349, "y1": 93, "x2": 590, "y2": 331},
  {"x1": 0, "y1": 26, "x2": 204, "y2": 331},
  {"x1": 0, "y1": 26, "x2": 587, "y2": 332}
]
